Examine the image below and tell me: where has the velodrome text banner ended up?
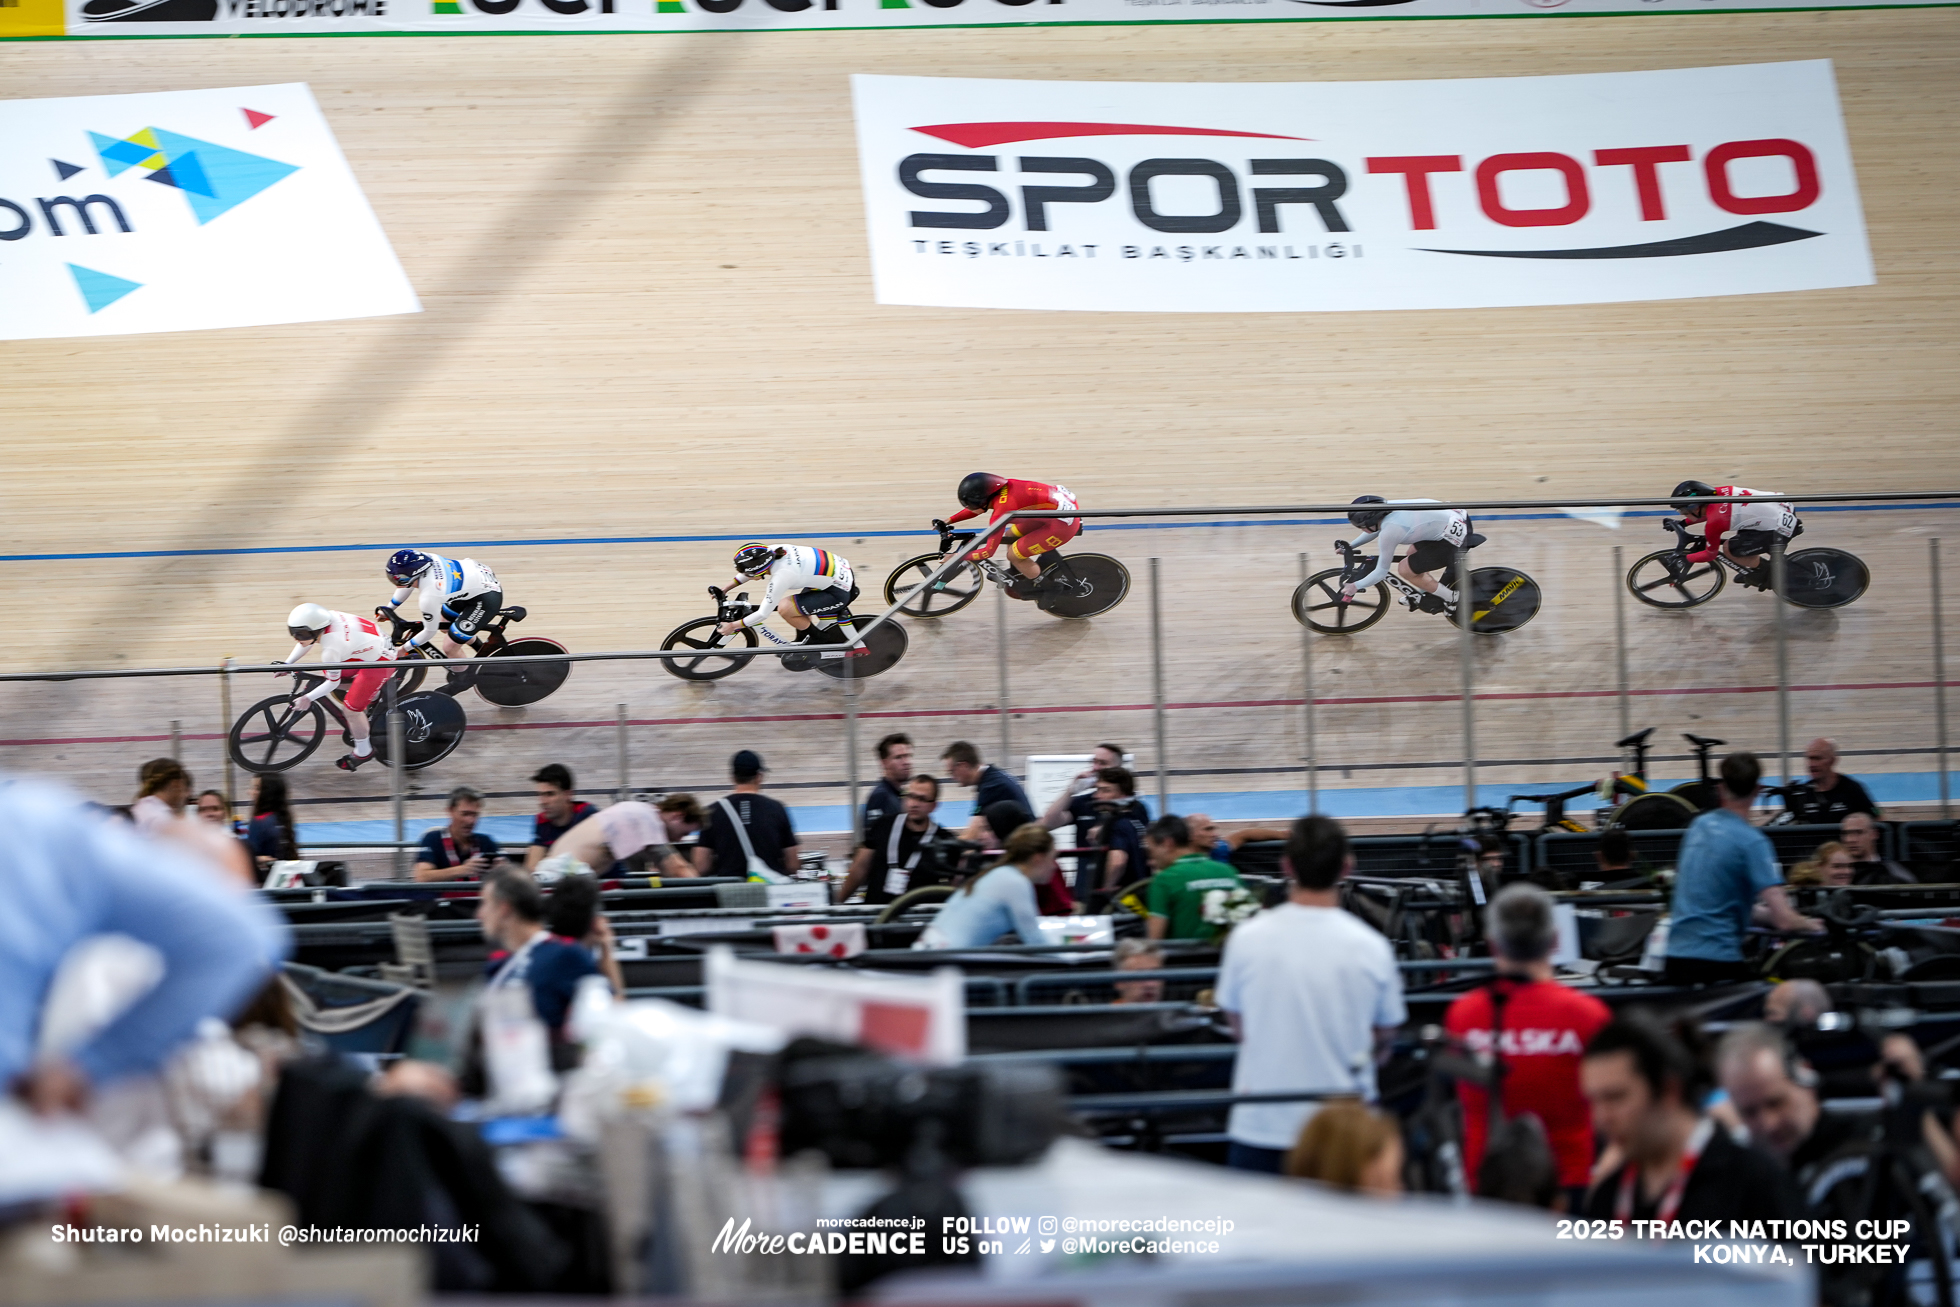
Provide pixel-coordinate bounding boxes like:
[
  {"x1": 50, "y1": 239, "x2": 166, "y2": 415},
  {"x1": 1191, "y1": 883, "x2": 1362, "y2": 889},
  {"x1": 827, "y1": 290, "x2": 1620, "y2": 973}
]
[
  {"x1": 10, "y1": 0, "x2": 1953, "y2": 39},
  {"x1": 851, "y1": 62, "x2": 1874, "y2": 313},
  {"x1": 0, "y1": 84, "x2": 418, "y2": 341}
]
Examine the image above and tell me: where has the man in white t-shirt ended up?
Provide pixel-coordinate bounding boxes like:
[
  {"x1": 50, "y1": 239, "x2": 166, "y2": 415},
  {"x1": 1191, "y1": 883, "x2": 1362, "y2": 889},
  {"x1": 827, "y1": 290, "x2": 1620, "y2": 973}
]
[{"x1": 1215, "y1": 814, "x2": 1407, "y2": 1173}]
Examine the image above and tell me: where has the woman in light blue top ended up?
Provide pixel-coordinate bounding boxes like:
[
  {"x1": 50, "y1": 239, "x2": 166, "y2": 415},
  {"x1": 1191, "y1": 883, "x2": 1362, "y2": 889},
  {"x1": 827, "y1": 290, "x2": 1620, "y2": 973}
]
[{"x1": 914, "y1": 823, "x2": 1057, "y2": 950}]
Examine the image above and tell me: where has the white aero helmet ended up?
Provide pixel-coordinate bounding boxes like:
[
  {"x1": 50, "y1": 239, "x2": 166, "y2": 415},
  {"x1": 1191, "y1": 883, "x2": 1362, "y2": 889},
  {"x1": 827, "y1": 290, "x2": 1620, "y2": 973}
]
[{"x1": 287, "y1": 603, "x2": 333, "y2": 642}]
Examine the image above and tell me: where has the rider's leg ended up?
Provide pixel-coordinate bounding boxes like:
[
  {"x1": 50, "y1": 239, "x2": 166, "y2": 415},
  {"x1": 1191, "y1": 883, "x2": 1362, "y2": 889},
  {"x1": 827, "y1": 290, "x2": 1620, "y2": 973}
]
[
  {"x1": 777, "y1": 595, "x2": 812, "y2": 631},
  {"x1": 337, "y1": 666, "x2": 391, "y2": 763},
  {"x1": 1396, "y1": 555, "x2": 1440, "y2": 595},
  {"x1": 1009, "y1": 519, "x2": 1078, "y2": 584}
]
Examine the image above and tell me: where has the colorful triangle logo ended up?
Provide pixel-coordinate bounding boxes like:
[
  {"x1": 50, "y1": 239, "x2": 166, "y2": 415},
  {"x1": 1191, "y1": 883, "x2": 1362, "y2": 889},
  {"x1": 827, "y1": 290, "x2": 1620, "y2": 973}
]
[
  {"x1": 242, "y1": 108, "x2": 275, "y2": 130},
  {"x1": 87, "y1": 126, "x2": 298, "y2": 224},
  {"x1": 68, "y1": 264, "x2": 143, "y2": 314}
]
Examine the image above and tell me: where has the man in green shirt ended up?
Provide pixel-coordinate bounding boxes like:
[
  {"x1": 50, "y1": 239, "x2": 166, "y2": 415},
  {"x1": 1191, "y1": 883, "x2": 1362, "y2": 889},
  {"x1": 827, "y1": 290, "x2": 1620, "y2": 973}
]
[{"x1": 1144, "y1": 815, "x2": 1247, "y2": 940}]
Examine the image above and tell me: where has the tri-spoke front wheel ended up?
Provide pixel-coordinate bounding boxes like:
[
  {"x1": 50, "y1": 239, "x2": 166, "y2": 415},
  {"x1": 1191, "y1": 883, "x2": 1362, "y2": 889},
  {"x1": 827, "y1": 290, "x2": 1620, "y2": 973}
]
[
  {"x1": 884, "y1": 554, "x2": 985, "y2": 617},
  {"x1": 660, "y1": 617, "x2": 758, "y2": 681},
  {"x1": 228, "y1": 695, "x2": 327, "y2": 773},
  {"x1": 1626, "y1": 550, "x2": 1724, "y2": 609},
  {"x1": 1292, "y1": 569, "x2": 1390, "y2": 634}
]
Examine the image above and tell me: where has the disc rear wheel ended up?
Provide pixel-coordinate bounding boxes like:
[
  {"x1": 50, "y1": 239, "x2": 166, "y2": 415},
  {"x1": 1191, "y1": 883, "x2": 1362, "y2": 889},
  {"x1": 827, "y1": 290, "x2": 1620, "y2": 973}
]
[
  {"x1": 1779, "y1": 548, "x2": 1869, "y2": 609},
  {"x1": 1036, "y1": 554, "x2": 1130, "y2": 618},
  {"x1": 476, "y1": 637, "x2": 571, "y2": 706},
  {"x1": 813, "y1": 617, "x2": 909, "y2": 680},
  {"x1": 369, "y1": 692, "x2": 468, "y2": 771},
  {"x1": 1293, "y1": 569, "x2": 1390, "y2": 634},
  {"x1": 1465, "y1": 567, "x2": 1542, "y2": 634}
]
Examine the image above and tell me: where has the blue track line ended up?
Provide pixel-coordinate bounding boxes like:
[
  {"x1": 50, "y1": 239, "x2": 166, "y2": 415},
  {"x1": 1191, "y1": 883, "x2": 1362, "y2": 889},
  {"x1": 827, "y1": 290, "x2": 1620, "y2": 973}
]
[{"x1": 8, "y1": 501, "x2": 1956, "y2": 564}]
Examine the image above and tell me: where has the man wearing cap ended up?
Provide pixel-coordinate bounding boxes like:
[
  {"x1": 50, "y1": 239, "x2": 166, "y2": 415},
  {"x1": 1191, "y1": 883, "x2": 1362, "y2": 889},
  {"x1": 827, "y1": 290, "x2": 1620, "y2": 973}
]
[{"x1": 695, "y1": 750, "x2": 800, "y2": 878}]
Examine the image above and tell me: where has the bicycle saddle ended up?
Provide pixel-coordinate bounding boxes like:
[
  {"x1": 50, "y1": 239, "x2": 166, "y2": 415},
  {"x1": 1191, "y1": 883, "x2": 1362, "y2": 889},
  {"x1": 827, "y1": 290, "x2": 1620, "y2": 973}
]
[
  {"x1": 1463, "y1": 533, "x2": 1488, "y2": 550},
  {"x1": 1683, "y1": 733, "x2": 1725, "y2": 749},
  {"x1": 1616, "y1": 727, "x2": 1656, "y2": 749},
  {"x1": 499, "y1": 606, "x2": 527, "y2": 622}
]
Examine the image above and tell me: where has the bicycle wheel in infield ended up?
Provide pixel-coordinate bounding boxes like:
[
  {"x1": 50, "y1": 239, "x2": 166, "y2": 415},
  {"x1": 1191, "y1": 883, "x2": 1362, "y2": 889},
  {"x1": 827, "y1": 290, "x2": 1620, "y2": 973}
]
[
  {"x1": 1610, "y1": 791, "x2": 1698, "y2": 831},
  {"x1": 1037, "y1": 553, "x2": 1131, "y2": 618},
  {"x1": 1466, "y1": 568, "x2": 1542, "y2": 635},
  {"x1": 874, "y1": 883, "x2": 957, "y2": 926},
  {"x1": 884, "y1": 554, "x2": 985, "y2": 617},
  {"x1": 369, "y1": 691, "x2": 468, "y2": 771},
  {"x1": 1627, "y1": 550, "x2": 1726, "y2": 609},
  {"x1": 661, "y1": 617, "x2": 758, "y2": 681},
  {"x1": 228, "y1": 695, "x2": 327, "y2": 774},
  {"x1": 476, "y1": 637, "x2": 572, "y2": 706},
  {"x1": 1292, "y1": 569, "x2": 1390, "y2": 634},
  {"x1": 814, "y1": 617, "x2": 909, "y2": 680},
  {"x1": 1779, "y1": 548, "x2": 1870, "y2": 610}
]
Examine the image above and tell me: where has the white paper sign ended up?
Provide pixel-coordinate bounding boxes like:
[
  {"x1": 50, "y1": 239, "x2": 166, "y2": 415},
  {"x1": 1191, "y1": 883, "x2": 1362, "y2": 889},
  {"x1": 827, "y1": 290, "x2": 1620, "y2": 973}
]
[
  {"x1": 853, "y1": 63, "x2": 1872, "y2": 313},
  {"x1": 0, "y1": 83, "x2": 418, "y2": 340}
]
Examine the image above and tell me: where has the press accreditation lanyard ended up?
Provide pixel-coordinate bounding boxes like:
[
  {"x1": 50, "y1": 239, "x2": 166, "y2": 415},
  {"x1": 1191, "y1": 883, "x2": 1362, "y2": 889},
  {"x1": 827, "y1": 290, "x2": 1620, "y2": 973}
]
[
  {"x1": 884, "y1": 819, "x2": 937, "y2": 895},
  {"x1": 489, "y1": 930, "x2": 545, "y2": 991},
  {"x1": 1617, "y1": 1116, "x2": 1715, "y2": 1225}
]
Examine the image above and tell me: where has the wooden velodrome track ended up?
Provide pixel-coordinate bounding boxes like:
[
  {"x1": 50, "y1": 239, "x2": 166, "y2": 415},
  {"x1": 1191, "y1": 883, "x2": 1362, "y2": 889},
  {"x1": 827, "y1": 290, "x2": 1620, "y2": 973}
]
[{"x1": 4, "y1": 12, "x2": 1960, "y2": 842}]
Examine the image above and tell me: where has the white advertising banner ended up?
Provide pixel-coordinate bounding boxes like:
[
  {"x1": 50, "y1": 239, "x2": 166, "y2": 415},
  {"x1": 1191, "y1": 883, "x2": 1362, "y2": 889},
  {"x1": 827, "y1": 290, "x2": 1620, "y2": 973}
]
[
  {"x1": 851, "y1": 63, "x2": 1873, "y2": 313},
  {"x1": 0, "y1": 83, "x2": 418, "y2": 341},
  {"x1": 32, "y1": 0, "x2": 1957, "y2": 39}
]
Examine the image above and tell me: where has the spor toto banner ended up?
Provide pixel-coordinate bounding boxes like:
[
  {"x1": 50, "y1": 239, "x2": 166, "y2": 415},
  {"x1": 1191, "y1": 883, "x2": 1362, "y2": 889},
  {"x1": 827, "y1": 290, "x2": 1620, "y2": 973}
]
[
  {"x1": 851, "y1": 63, "x2": 1873, "y2": 313},
  {"x1": 6, "y1": 0, "x2": 1954, "y2": 39},
  {"x1": 0, "y1": 84, "x2": 418, "y2": 341}
]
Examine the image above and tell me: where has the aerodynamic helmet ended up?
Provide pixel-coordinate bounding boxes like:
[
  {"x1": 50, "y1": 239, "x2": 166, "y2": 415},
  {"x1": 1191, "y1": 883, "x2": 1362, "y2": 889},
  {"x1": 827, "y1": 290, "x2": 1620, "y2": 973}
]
[
  {"x1": 287, "y1": 603, "x2": 333, "y2": 643},
  {"x1": 1348, "y1": 495, "x2": 1390, "y2": 533},
  {"x1": 385, "y1": 549, "x2": 433, "y2": 587},
  {"x1": 958, "y1": 472, "x2": 1008, "y2": 512},
  {"x1": 733, "y1": 543, "x2": 780, "y2": 577},
  {"x1": 1670, "y1": 480, "x2": 1719, "y2": 518}
]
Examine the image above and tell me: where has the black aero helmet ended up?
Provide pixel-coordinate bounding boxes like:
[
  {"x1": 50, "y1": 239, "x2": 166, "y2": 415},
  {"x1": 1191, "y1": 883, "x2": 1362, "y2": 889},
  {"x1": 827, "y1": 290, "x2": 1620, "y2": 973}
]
[
  {"x1": 958, "y1": 472, "x2": 1008, "y2": 511},
  {"x1": 733, "y1": 543, "x2": 778, "y2": 576},
  {"x1": 1348, "y1": 495, "x2": 1389, "y2": 532},
  {"x1": 1671, "y1": 480, "x2": 1718, "y2": 517}
]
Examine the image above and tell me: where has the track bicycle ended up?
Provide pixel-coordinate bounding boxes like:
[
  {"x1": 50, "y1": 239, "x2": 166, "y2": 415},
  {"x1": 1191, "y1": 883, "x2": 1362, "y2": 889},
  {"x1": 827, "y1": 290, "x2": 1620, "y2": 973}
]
[
  {"x1": 658, "y1": 585, "x2": 908, "y2": 683},
  {"x1": 882, "y1": 521, "x2": 1131, "y2": 620},
  {"x1": 1625, "y1": 518, "x2": 1870, "y2": 610},
  {"x1": 226, "y1": 670, "x2": 466, "y2": 775},
  {"x1": 1292, "y1": 539, "x2": 1542, "y2": 636},
  {"x1": 379, "y1": 606, "x2": 571, "y2": 707}
]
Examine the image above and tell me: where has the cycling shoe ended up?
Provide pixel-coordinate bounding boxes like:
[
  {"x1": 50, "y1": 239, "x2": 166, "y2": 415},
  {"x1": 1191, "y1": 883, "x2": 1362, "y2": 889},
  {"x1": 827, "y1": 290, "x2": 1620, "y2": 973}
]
[{"x1": 336, "y1": 752, "x2": 375, "y2": 772}]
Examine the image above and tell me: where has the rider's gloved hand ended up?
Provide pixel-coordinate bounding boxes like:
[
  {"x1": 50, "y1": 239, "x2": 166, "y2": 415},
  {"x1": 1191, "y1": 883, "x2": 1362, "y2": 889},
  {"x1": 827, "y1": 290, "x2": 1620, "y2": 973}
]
[
  {"x1": 1340, "y1": 583, "x2": 1357, "y2": 602},
  {"x1": 931, "y1": 519, "x2": 949, "y2": 534},
  {"x1": 375, "y1": 605, "x2": 396, "y2": 623}
]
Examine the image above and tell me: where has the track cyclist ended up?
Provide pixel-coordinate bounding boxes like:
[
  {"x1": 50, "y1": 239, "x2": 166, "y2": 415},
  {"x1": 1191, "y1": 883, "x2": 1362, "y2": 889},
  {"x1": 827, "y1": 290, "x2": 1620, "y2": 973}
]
[
  {"x1": 1340, "y1": 495, "x2": 1480, "y2": 615},
  {"x1": 378, "y1": 549, "x2": 504, "y2": 669},
  {"x1": 719, "y1": 543, "x2": 859, "y2": 671},
  {"x1": 943, "y1": 473, "x2": 1083, "y2": 599},
  {"x1": 276, "y1": 604, "x2": 398, "y2": 772},
  {"x1": 1670, "y1": 481, "x2": 1801, "y2": 591}
]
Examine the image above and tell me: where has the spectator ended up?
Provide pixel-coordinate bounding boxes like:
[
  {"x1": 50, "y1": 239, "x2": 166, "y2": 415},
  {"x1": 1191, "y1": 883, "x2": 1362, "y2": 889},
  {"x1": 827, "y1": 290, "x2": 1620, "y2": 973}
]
[
  {"x1": 1664, "y1": 752, "x2": 1821, "y2": 985},
  {"x1": 913, "y1": 823, "x2": 1054, "y2": 950},
  {"x1": 1474, "y1": 1114, "x2": 1562, "y2": 1210},
  {"x1": 1285, "y1": 1102, "x2": 1403, "y2": 1197},
  {"x1": 193, "y1": 790, "x2": 231, "y2": 826},
  {"x1": 475, "y1": 867, "x2": 599, "y2": 1036},
  {"x1": 1187, "y1": 812, "x2": 1288, "y2": 866},
  {"x1": 413, "y1": 786, "x2": 500, "y2": 882},
  {"x1": 1596, "y1": 827, "x2": 1635, "y2": 880},
  {"x1": 1143, "y1": 814, "x2": 1246, "y2": 941},
  {"x1": 128, "y1": 757, "x2": 192, "y2": 833},
  {"x1": 544, "y1": 875, "x2": 625, "y2": 999},
  {"x1": 1841, "y1": 812, "x2": 1915, "y2": 884},
  {"x1": 1085, "y1": 766, "x2": 1152, "y2": 893},
  {"x1": 1789, "y1": 840, "x2": 1853, "y2": 888},
  {"x1": 242, "y1": 773, "x2": 299, "y2": 879},
  {"x1": 522, "y1": 764, "x2": 597, "y2": 873},
  {"x1": 2, "y1": 781, "x2": 289, "y2": 1115},
  {"x1": 695, "y1": 751, "x2": 798, "y2": 879},
  {"x1": 842, "y1": 775, "x2": 945, "y2": 904},
  {"x1": 1580, "y1": 1012, "x2": 1804, "y2": 1225},
  {"x1": 863, "y1": 734, "x2": 915, "y2": 834},
  {"x1": 1111, "y1": 938, "x2": 1165, "y2": 1004},
  {"x1": 973, "y1": 799, "x2": 1074, "y2": 914},
  {"x1": 940, "y1": 741, "x2": 1030, "y2": 814},
  {"x1": 1784, "y1": 738, "x2": 1878, "y2": 825},
  {"x1": 1038, "y1": 742, "x2": 1125, "y2": 831},
  {"x1": 1763, "y1": 978, "x2": 1833, "y2": 1027},
  {"x1": 1444, "y1": 884, "x2": 1610, "y2": 1209},
  {"x1": 548, "y1": 797, "x2": 702, "y2": 880},
  {"x1": 1216, "y1": 815, "x2": 1406, "y2": 1173}
]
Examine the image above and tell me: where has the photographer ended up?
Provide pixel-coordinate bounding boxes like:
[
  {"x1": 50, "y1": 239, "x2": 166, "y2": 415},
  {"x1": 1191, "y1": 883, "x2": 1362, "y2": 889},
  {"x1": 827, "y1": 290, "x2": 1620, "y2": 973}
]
[{"x1": 841, "y1": 775, "x2": 947, "y2": 905}]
